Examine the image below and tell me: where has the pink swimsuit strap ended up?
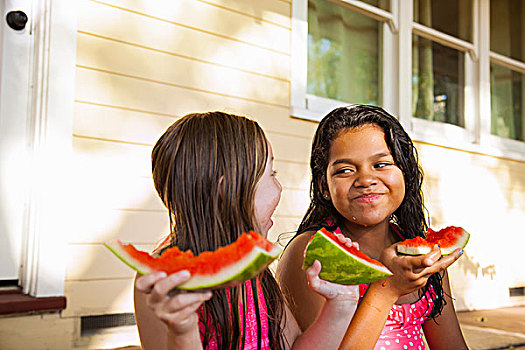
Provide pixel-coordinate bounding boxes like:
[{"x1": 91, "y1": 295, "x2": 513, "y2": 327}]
[{"x1": 199, "y1": 279, "x2": 270, "y2": 350}]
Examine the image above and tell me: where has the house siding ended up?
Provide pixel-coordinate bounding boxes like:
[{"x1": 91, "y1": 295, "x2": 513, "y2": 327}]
[{"x1": 67, "y1": 0, "x2": 525, "y2": 319}]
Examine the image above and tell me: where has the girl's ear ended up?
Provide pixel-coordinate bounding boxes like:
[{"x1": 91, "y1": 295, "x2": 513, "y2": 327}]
[{"x1": 317, "y1": 175, "x2": 330, "y2": 200}]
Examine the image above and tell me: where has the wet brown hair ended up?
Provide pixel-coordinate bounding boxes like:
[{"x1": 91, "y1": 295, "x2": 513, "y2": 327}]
[{"x1": 152, "y1": 111, "x2": 286, "y2": 349}]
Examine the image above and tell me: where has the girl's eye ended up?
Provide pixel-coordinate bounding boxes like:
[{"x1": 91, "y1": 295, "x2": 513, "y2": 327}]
[
  {"x1": 334, "y1": 168, "x2": 354, "y2": 175},
  {"x1": 374, "y1": 162, "x2": 392, "y2": 168}
]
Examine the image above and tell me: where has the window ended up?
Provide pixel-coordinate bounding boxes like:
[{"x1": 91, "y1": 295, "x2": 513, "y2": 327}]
[
  {"x1": 291, "y1": 0, "x2": 525, "y2": 160},
  {"x1": 307, "y1": 0, "x2": 382, "y2": 106},
  {"x1": 411, "y1": 0, "x2": 472, "y2": 127},
  {"x1": 291, "y1": 0, "x2": 395, "y2": 119},
  {"x1": 489, "y1": 0, "x2": 525, "y2": 142}
]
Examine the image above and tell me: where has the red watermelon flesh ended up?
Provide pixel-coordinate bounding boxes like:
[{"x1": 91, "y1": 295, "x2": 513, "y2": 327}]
[
  {"x1": 397, "y1": 226, "x2": 470, "y2": 255},
  {"x1": 105, "y1": 231, "x2": 281, "y2": 290}
]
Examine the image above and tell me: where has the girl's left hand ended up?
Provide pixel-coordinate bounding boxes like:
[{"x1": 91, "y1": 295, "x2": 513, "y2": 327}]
[{"x1": 305, "y1": 234, "x2": 360, "y2": 302}]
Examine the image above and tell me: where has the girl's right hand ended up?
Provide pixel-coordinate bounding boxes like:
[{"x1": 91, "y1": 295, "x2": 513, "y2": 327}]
[
  {"x1": 305, "y1": 233, "x2": 360, "y2": 303},
  {"x1": 379, "y1": 244, "x2": 463, "y2": 297},
  {"x1": 135, "y1": 270, "x2": 213, "y2": 335}
]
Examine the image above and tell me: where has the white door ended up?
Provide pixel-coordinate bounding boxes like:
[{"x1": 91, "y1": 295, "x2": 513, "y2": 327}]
[{"x1": 0, "y1": 0, "x2": 32, "y2": 282}]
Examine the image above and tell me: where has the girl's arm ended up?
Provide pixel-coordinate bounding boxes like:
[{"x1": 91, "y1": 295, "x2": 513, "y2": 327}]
[
  {"x1": 339, "y1": 244, "x2": 464, "y2": 349},
  {"x1": 290, "y1": 260, "x2": 359, "y2": 349},
  {"x1": 422, "y1": 270, "x2": 469, "y2": 349},
  {"x1": 276, "y1": 232, "x2": 325, "y2": 330},
  {"x1": 134, "y1": 271, "x2": 212, "y2": 350},
  {"x1": 277, "y1": 233, "x2": 359, "y2": 349}
]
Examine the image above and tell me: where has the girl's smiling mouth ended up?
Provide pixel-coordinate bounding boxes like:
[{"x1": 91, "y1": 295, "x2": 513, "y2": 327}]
[{"x1": 353, "y1": 193, "x2": 383, "y2": 203}]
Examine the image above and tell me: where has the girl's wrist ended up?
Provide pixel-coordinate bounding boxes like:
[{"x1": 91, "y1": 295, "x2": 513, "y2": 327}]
[
  {"x1": 324, "y1": 297, "x2": 359, "y2": 315},
  {"x1": 368, "y1": 279, "x2": 399, "y2": 304}
]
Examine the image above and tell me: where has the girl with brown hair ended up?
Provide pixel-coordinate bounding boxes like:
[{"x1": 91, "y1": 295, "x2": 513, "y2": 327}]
[{"x1": 134, "y1": 111, "x2": 360, "y2": 349}]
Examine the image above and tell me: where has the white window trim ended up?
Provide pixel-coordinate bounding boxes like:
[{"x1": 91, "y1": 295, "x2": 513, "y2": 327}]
[
  {"x1": 290, "y1": 0, "x2": 525, "y2": 162},
  {"x1": 19, "y1": 0, "x2": 77, "y2": 297}
]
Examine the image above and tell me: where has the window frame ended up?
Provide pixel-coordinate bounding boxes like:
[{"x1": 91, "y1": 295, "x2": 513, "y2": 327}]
[
  {"x1": 290, "y1": 0, "x2": 397, "y2": 120},
  {"x1": 290, "y1": 0, "x2": 525, "y2": 161}
]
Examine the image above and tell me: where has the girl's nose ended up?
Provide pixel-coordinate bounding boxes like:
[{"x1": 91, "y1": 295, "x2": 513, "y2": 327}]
[{"x1": 354, "y1": 170, "x2": 378, "y2": 188}]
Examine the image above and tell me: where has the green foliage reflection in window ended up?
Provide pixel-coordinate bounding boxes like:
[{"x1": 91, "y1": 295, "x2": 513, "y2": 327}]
[{"x1": 307, "y1": 0, "x2": 380, "y2": 105}]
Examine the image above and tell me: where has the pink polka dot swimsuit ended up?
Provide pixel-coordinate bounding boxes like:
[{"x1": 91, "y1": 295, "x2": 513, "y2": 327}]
[
  {"x1": 329, "y1": 224, "x2": 436, "y2": 350},
  {"x1": 359, "y1": 284, "x2": 436, "y2": 350}
]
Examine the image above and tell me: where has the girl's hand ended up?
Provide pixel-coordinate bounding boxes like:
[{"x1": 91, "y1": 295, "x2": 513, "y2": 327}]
[
  {"x1": 306, "y1": 260, "x2": 359, "y2": 301},
  {"x1": 335, "y1": 233, "x2": 359, "y2": 250},
  {"x1": 305, "y1": 235, "x2": 360, "y2": 302},
  {"x1": 135, "y1": 270, "x2": 213, "y2": 335},
  {"x1": 379, "y1": 244, "x2": 463, "y2": 297}
]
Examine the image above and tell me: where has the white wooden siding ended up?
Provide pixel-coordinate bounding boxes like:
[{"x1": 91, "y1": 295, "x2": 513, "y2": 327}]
[{"x1": 66, "y1": 0, "x2": 525, "y2": 320}]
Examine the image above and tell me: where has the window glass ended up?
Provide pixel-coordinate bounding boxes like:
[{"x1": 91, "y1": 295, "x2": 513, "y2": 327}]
[
  {"x1": 413, "y1": 0, "x2": 472, "y2": 42},
  {"x1": 307, "y1": 0, "x2": 381, "y2": 105},
  {"x1": 490, "y1": 0, "x2": 525, "y2": 62},
  {"x1": 490, "y1": 63, "x2": 524, "y2": 141},
  {"x1": 361, "y1": 0, "x2": 390, "y2": 11},
  {"x1": 412, "y1": 35, "x2": 464, "y2": 126}
]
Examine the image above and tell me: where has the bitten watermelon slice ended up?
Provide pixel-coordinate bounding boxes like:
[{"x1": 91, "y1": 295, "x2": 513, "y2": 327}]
[
  {"x1": 302, "y1": 228, "x2": 392, "y2": 285},
  {"x1": 105, "y1": 231, "x2": 281, "y2": 290},
  {"x1": 397, "y1": 226, "x2": 470, "y2": 255}
]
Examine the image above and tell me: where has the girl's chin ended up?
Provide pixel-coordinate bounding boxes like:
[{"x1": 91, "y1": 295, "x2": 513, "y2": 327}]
[
  {"x1": 259, "y1": 219, "x2": 273, "y2": 237},
  {"x1": 346, "y1": 216, "x2": 389, "y2": 227}
]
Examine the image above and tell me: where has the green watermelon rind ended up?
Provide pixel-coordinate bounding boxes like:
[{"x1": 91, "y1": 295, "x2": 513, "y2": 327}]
[
  {"x1": 397, "y1": 228, "x2": 470, "y2": 256},
  {"x1": 302, "y1": 230, "x2": 392, "y2": 285},
  {"x1": 178, "y1": 246, "x2": 280, "y2": 290},
  {"x1": 105, "y1": 240, "x2": 282, "y2": 290},
  {"x1": 105, "y1": 240, "x2": 156, "y2": 275}
]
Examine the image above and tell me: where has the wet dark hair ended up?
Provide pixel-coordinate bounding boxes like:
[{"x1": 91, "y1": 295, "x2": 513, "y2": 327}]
[
  {"x1": 152, "y1": 111, "x2": 286, "y2": 349},
  {"x1": 298, "y1": 104, "x2": 444, "y2": 319}
]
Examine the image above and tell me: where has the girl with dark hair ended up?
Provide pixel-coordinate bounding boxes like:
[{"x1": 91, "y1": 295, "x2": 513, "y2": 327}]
[
  {"x1": 134, "y1": 111, "x2": 360, "y2": 349},
  {"x1": 277, "y1": 105, "x2": 468, "y2": 349}
]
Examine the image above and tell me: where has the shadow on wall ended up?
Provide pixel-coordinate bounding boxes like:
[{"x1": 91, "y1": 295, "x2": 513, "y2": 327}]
[{"x1": 456, "y1": 251, "x2": 496, "y2": 280}]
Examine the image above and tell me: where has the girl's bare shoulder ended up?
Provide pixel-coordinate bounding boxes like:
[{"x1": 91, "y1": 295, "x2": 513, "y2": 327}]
[{"x1": 277, "y1": 230, "x2": 316, "y2": 272}]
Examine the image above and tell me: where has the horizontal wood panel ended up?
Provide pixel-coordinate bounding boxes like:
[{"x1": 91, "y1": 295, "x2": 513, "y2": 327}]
[
  {"x1": 273, "y1": 160, "x2": 310, "y2": 190},
  {"x1": 74, "y1": 102, "x2": 176, "y2": 146},
  {"x1": 73, "y1": 136, "x2": 152, "y2": 178},
  {"x1": 74, "y1": 69, "x2": 316, "y2": 139},
  {"x1": 78, "y1": 0, "x2": 289, "y2": 79},
  {"x1": 63, "y1": 279, "x2": 135, "y2": 316},
  {"x1": 89, "y1": 0, "x2": 290, "y2": 53},
  {"x1": 268, "y1": 216, "x2": 301, "y2": 246},
  {"x1": 69, "y1": 209, "x2": 169, "y2": 244},
  {"x1": 76, "y1": 33, "x2": 289, "y2": 106},
  {"x1": 66, "y1": 243, "x2": 155, "y2": 281},
  {"x1": 70, "y1": 170, "x2": 164, "y2": 211},
  {"x1": 266, "y1": 132, "x2": 312, "y2": 164},
  {"x1": 274, "y1": 188, "x2": 310, "y2": 218},
  {"x1": 200, "y1": 0, "x2": 291, "y2": 28}
]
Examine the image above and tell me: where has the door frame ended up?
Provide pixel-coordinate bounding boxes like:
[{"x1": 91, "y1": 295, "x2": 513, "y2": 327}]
[{"x1": 19, "y1": 0, "x2": 76, "y2": 297}]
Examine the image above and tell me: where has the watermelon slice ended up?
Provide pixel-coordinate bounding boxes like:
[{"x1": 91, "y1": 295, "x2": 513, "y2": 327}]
[
  {"x1": 105, "y1": 231, "x2": 282, "y2": 290},
  {"x1": 397, "y1": 226, "x2": 470, "y2": 255},
  {"x1": 302, "y1": 228, "x2": 392, "y2": 285}
]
